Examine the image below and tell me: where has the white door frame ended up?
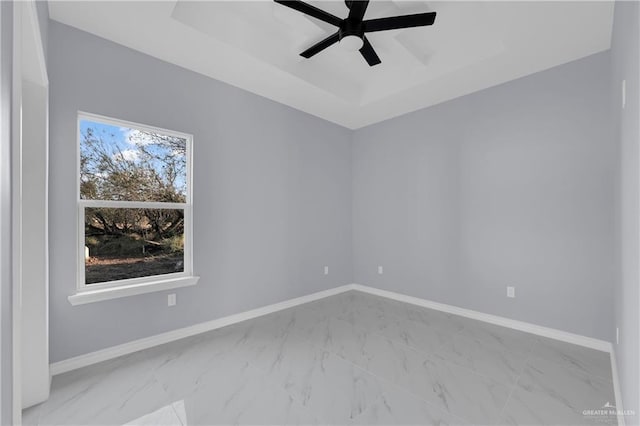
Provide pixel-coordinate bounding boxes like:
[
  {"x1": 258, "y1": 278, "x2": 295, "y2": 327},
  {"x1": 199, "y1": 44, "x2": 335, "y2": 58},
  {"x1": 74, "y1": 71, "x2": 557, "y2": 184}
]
[
  {"x1": 11, "y1": 2, "x2": 23, "y2": 422},
  {"x1": 12, "y1": 0, "x2": 49, "y2": 423}
]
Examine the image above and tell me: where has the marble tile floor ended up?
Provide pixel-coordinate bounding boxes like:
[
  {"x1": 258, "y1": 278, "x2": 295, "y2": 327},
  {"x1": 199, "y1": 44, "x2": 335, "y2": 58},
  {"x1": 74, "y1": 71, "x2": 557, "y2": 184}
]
[{"x1": 23, "y1": 290, "x2": 617, "y2": 425}]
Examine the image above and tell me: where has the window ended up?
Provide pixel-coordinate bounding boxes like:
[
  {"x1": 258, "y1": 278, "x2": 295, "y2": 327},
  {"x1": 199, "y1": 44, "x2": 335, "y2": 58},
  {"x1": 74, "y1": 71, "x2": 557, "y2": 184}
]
[{"x1": 70, "y1": 112, "x2": 197, "y2": 305}]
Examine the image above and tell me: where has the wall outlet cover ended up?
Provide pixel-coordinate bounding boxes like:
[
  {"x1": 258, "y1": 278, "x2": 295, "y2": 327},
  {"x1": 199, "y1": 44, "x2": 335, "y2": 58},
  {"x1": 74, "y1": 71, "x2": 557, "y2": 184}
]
[
  {"x1": 168, "y1": 293, "x2": 177, "y2": 307},
  {"x1": 507, "y1": 286, "x2": 515, "y2": 298}
]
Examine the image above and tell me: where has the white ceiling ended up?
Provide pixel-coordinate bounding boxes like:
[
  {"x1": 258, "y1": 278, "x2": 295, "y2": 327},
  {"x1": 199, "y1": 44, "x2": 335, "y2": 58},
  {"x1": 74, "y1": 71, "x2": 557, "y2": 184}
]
[{"x1": 49, "y1": 1, "x2": 614, "y2": 129}]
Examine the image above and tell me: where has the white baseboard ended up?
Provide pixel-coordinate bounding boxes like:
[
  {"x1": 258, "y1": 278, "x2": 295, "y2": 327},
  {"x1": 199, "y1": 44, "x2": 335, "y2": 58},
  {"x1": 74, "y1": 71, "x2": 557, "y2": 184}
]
[
  {"x1": 51, "y1": 282, "x2": 613, "y2": 378},
  {"x1": 351, "y1": 283, "x2": 624, "y2": 421},
  {"x1": 50, "y1": 284, "x2": 353, "y2": 376},
  {"x1": 350, "y1": 284, "x2": 612, "y2": 352},
  {"x1": 50, "y1": 282, "x2": 625, "y2": 423}
]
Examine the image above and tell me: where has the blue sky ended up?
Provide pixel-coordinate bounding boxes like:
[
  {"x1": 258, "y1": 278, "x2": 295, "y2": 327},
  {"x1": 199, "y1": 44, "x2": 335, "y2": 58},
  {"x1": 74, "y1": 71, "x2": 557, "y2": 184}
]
[{"x1": 80, "y1": 119, "x2": 187, "y2": 197}]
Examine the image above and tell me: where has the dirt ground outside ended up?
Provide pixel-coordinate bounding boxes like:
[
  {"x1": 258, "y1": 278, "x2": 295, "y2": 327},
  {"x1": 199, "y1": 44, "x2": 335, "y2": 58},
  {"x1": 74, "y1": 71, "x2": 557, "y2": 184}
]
[{"x1": 85, "y1": 253, "x2": 184, "y2": 284}]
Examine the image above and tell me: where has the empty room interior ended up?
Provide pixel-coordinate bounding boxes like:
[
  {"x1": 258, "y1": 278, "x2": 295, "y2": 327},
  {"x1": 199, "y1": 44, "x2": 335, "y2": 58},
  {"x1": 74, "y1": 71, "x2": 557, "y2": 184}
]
[{"x1": 1, "y1": 0, "x2": 640, "y2": 425}]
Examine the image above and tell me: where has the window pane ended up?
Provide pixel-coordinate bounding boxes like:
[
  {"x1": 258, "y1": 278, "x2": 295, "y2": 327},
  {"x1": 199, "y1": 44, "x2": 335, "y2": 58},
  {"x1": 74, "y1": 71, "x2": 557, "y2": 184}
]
[
  {"x1": 80, "y1": 119, "x2": 187, "y2": 202},
  {"x1": 84, "y1": 207, "x2": 185, "y2": 284}
]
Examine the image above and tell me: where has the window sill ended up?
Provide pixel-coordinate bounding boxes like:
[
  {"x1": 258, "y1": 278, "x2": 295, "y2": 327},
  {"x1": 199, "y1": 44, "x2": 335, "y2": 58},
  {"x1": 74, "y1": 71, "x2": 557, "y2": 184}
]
[{"x1": 68, "y1": 276, "x2": 200, "y2": 306}]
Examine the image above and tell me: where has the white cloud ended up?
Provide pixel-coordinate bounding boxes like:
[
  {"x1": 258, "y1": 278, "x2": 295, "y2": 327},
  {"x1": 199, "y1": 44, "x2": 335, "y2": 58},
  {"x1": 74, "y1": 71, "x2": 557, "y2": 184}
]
[
  {"x1": 113, "y1": 149, "x2": 139, "y2": 162},
  {"x1": 123, "y1": 128, "x2": 157, "y2": 147},
  {"x1": 170, "y1": 148, "x2": 184, "y2": 158}
]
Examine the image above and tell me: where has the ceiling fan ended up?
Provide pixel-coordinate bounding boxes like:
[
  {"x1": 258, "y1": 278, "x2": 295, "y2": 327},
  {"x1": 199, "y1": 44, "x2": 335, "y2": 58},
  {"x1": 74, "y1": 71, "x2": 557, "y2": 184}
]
[{"x1": 274, "y1": 0, "x2": 437, "y2": 66}]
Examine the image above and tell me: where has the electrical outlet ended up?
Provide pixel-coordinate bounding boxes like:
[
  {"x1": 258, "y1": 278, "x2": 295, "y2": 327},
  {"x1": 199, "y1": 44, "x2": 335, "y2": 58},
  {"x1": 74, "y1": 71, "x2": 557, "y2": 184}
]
[
  {"x1": 622, "y1": 80, "x2": 626, "y2": 109},
  {"x1": 507, "y1": 286, "x2": 515, "y2": 298},
  {"x1": 378, "y1": 266, "x2": 384, "y2": 275},
  {"x1": 324, "y1": 266, "x2": 329, "y2": 275},
  {"x1": 168, "y1": 293, "x2": 176, "y2": 307},
  {"x1": 616, "y1": 327, "x2": 620, "y2": 345}
]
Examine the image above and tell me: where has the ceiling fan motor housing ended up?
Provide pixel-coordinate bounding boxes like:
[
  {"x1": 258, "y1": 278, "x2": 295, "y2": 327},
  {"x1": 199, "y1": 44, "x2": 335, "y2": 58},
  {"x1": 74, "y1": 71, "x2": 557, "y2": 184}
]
[{"x1": 339, "y1": 19, "x2": 364, "y2": 42}]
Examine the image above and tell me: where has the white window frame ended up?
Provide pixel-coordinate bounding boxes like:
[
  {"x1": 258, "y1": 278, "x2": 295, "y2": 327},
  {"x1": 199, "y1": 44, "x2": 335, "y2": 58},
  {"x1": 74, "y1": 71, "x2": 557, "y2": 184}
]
[{"x1": 69, "y1": 112, "x2": 198, "y2": 305}]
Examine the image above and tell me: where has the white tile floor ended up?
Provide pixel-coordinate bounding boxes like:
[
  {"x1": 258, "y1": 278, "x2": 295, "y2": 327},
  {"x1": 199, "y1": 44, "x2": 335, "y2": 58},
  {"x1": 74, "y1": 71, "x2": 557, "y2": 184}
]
[{"x1": 23, "y1": 291, "x2": 617, "y2": 425}]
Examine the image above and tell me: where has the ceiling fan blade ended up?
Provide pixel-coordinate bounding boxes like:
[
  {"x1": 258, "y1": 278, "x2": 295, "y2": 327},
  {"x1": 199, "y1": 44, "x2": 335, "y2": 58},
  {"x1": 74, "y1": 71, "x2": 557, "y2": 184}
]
[
  {"x1": 300, "y1": 32, "x2": 340, "y2": 58},
  {"x1": 363, "y1": 12, "x2": 436, "y2": 32},
  {"x1": 274, "y1": 0, "x2": 342, "y2": 27},
  {"x1": 359, "y1": 37, "x2": 381, "y2": 66},
  {"x1": 348, "y1": 0, "x2": 369, "y2": 21}
]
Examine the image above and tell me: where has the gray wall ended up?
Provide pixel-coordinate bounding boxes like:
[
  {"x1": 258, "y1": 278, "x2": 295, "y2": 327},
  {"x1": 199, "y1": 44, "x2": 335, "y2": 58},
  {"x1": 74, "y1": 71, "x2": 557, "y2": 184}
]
[
  {"x1": 612, "y1": 0, "x2": 640, "y2": 422},
  {"x1": 48, "y1": 22, "x2": 353, "y2": 362},
  {"x1": 353, "y1": 52, "x2": 616, "y2": 341},
  {"x1": 47, "y1": 8, "x2": 628, "y2": 376}
]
